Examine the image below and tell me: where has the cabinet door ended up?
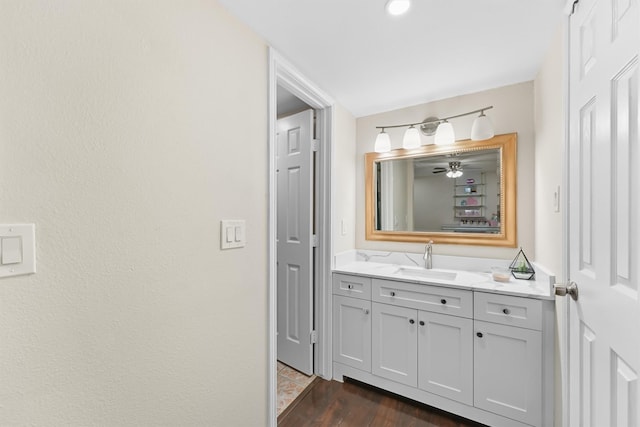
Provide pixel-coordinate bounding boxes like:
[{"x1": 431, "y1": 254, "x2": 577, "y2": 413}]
[
  {"x1": 418, "y1": 311, "x2": 473, "y2": 405},
  {"x1": 474, "y1": 320, "x2": 542, "y2": 426},
  {"x1": 372, "y1": 303, "x2": 417, "y2": 387},
  {"x1": 332, "y1": 295, "x2": 372, "y2": 372}
]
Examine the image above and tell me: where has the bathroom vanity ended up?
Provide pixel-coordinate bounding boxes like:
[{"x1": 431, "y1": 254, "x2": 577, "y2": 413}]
[{"x1": 332, "y1": 253, "x2": 555, "y2": 427}]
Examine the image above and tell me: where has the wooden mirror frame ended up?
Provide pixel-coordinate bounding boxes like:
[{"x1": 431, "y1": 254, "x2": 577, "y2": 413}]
[{"x1": 365, "y1": 133, "x2": 517, "y2": 247}]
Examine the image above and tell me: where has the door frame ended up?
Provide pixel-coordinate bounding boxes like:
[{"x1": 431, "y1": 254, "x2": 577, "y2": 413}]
[
  {"x1": 560, "y1": 3, "x2": 573, "y2": 427},
  {"x1": 267, "y1": 48, "x2": 334, "y2": 426}
]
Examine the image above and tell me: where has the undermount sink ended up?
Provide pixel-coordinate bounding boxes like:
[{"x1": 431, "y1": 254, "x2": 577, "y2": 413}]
[{"x1": 394, "y1": 267, "x2": 457, "y2": 281}]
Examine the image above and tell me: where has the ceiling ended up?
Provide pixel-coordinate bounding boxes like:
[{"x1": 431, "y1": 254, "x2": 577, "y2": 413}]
[{"x1": 218, "y1": 0, "x2": 565, "y2": 118}]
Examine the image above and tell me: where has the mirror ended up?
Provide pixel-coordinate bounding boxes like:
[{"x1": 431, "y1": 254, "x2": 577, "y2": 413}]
[{"x1": 365, "y1": 133, "x2": 517, "y2": 247}]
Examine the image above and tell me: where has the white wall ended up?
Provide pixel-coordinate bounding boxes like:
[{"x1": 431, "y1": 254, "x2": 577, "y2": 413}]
[
  {"x1": 356, "y1": 82, "x2": 535, "y2": 259},
  {"x1": 0, "y1": 1, "x2": 268, "y2": 425}
]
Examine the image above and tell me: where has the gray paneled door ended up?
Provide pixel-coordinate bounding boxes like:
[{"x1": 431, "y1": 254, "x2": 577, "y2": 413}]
[
  {"x1": 568, "y1": 0, "x2": 640, "y2": 425},
  {"x1": 276, "y1": 109, "x2": 314, "y2": 376}
]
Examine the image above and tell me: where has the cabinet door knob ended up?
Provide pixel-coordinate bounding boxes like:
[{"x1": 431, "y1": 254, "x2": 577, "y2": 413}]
[
  {"x1": 476, "y1": 332, "x2": 483, "y2": 338},
  {"x1": 440, "y1": 299, "x2": 447, "y2": 305},
  {"x1": 390, "y1": 291, "x2": 396, "y2": 297},
  {"x1": 502, "y1": 308, "x2": 511, "y2": 315},
  {"x1": 363, "y1": 308, "x2": 370, "y2": 315},
  {"x1": 409, "y1": 319, "x2": 415, "y2": 324},
  {"x1": 419, "y1": 320, "x2": 425, "y2": 326}
]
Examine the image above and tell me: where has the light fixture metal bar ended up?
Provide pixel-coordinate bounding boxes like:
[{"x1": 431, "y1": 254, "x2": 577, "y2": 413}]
[{"x1": 375, "y1": 105, "x2": 493, "y2": 130}]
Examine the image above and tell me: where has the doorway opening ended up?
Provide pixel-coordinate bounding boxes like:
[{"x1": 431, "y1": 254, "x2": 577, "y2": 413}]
[{"x1": 268, "y1": 49, "x2": 334, "y2": 426}]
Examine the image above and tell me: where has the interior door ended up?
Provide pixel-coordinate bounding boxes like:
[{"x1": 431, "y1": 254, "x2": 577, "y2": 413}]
[
  {"x1": 276, "y1": 109, "x2": 314, "y2": 376},
  {"x1": 567, "y1": 0, "x2": 640, "y2": 425}
]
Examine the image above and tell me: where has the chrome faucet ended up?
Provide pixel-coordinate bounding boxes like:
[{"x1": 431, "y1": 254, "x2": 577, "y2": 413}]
[{"x1": 423, "y1": 240, "x2": 433, "y2": 269}]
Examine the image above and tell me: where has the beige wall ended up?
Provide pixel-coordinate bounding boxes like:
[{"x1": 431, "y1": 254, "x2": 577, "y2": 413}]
[
  {"x1": 0, "y1": 1, "x2": 268, "y2": 425},
  {"x1": 534, "y1": 28, "x2": 565, "y2": 279},
  {"x1": 356, "y1": 82, "x2": 535, "y2": 259},
  {"x1": 534, "y1": 27, "x2": 566, "y2": 427},
  {"x1": 332, "y1": 104, "x2": 357, "y2": 254}
]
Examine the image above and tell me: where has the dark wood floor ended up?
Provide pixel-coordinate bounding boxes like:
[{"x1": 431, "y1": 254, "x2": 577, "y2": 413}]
[{"x1": 278, "y1": 377, "x2": 488, "y2": 427}]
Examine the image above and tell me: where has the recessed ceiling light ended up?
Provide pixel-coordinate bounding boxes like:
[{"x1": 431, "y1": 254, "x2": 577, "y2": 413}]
[{"x1": 385, "y1": 0, "x2": 411, "y2": 16}]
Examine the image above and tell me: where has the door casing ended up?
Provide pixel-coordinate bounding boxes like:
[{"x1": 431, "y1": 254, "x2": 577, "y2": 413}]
[{"x1": 267, "y1": 48, "x2": 334, "y2": 426}]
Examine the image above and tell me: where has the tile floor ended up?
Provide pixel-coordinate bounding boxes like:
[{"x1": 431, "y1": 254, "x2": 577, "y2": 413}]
[{"x1": 277, "y1": 361, "x2": 315, "y2": 416}]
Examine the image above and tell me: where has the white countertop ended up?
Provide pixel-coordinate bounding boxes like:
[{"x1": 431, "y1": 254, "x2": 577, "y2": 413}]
[{"x1": 333, "y1": 251, "x2": 555, "y2": 300}]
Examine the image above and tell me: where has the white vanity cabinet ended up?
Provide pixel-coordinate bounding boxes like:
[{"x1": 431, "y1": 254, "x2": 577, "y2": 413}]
[
  {"x1": 370, "y1": 278, "x2": 474, "y2": 403},
  {"x1": 371, "y1": 302, "x2": 418, "y2": 386},
  {"x1": 332, "y1": 274, "x2": 372, "y2": 372},
  {"x1": 332, "y1": 295, "x2": 372, "y2": 372},
  {"x1": 418, "y1": 310, "x2": 473, "y2": 405},
  {"x1": 332, "y1": 271, "x2": 554, "y2": 427},
  {"x1": 473, "y1": 292, "x2": 544, "y2": 426}
]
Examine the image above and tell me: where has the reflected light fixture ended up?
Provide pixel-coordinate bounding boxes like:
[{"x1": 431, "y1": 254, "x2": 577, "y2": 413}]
[
  {"x1": 402, "y1": 125, "x2": 421, "y2": 149},
  {"x1": 374, "y1": 129, "x2": 391, "y2": 153},
  {"x1": 373, "y1": 106, "x2": 494, "y2": 153},
  {"x1": 445, "y1": 161, "x2": 463, "y2": 178},
  {"x1": 385, "y1": 0, "x2": 411, "y2": 15}
]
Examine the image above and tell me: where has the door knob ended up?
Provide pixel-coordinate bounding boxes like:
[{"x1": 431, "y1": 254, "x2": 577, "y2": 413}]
[{"x1": 555, "y1": 282, "x2": 579, "y2": 301}]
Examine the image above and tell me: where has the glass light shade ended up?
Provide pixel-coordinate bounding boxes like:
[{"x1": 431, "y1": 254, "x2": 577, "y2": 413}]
[
  {"x1": 385, "y1": 0, "x2": 411, "y2": 15},
  {"x1": 374, "y1": 131, "x2": 391, "y2": 153},
  {"x1": 402, "y1": 126, "x2": 421, "y2": 149},
  {"x1": 470, "y1": 113, "x2": 494, "y2": 141},
  {"x1": 446, "y1": 170, "x2": 463, "y2": 179},
  {"x1": 434, "y1": 121, "x2": 455, "y2": 145}
]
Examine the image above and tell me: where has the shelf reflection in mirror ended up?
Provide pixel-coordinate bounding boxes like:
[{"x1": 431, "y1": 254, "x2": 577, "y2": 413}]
[{"x1": 365, "y1": 133, "x2": 517, "y2": 247}]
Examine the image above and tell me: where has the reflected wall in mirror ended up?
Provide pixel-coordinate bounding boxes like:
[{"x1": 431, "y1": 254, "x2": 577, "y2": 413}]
[{"x1": 365, "y1": 133, "x2": 517, "y2": 247}]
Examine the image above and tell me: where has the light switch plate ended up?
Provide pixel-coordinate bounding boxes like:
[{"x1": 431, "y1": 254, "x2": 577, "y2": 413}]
[
  {"x1": 553, "y1": 185, "x2": 560, "y2": 213},
  {"x1": 220, "y1": 220, "x2": 246, "y2": 249},
  {"x1": 0, "y1": 224, "x2": 36, "y2": 278}
]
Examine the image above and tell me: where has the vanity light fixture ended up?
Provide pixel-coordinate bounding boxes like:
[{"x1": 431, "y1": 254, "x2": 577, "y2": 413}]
[
  {"x1": 470, "y1": 110, "x2": 495, "y2": 140},
  {"x1": 402, "y1": 125, "x2": 421, "y2": 149},
  {"x1": 385, "y1": 0, "x2": 411, "y2": 16},
  {"x1": 434, "y1": 120, "x2": 455, "y2": 146},
  {"x1": 374, "y1": 106, "x2": 494, "y2": 152},
  {"x1": 374, "y1": 129, "x2": 391, "y2": 152}
]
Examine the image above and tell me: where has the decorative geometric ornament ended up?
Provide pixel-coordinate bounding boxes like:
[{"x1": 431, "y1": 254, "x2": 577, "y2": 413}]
[{"x1": 509, "y1": 247, "x2": 535, "y2": 280}]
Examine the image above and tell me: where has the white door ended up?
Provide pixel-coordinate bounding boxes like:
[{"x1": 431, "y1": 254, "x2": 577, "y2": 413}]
[
  {"x1": 276, "y1": 109, "x2": 315, "y2": 375},
  {"x1": 567, "y1": 0, "x2": 640, "y2": 425}
]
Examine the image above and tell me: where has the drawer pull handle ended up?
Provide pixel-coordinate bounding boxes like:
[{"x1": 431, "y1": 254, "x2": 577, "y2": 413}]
[
  {"x1": 347, "y1": 284, "x2": 353, "y2": 289},
  {"x1": 363, "y1": 308, "x2": 370, "y2": 315},
  {"x1": 419, "y1": 320, "x2": 425, "y2": 326},
  {"x1": 390, "y1": 291, "x2": 396, "y2": 297},
  {"x1": 503, "y1": 308, "x2": 511, "y2": 315},
  {"x1": 409, "y1": 319, "x2": 415, "y2": 325},
  {"x1": 476, "y1": 332, "x2": 483, "y2": 338},
  {"x1": 440, "y1": 299, "x2": 447, "y2": 305}
]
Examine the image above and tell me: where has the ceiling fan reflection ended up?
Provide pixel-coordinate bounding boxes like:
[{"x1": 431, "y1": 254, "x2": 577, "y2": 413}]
[{"x1": 433, "y1": 161, "x2": 464, "y2": 178}]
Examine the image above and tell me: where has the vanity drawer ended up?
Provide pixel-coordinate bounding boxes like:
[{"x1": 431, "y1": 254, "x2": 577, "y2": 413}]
[
  {"x1": 474, "y1": 292, "x2": 542, "y2": 331},
  {"x1": 333, "y1": 273, "x2": 372, "y2": 300},
  {"x1": 372, "y1": 279, "x2": 472, "y2": 318}
]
